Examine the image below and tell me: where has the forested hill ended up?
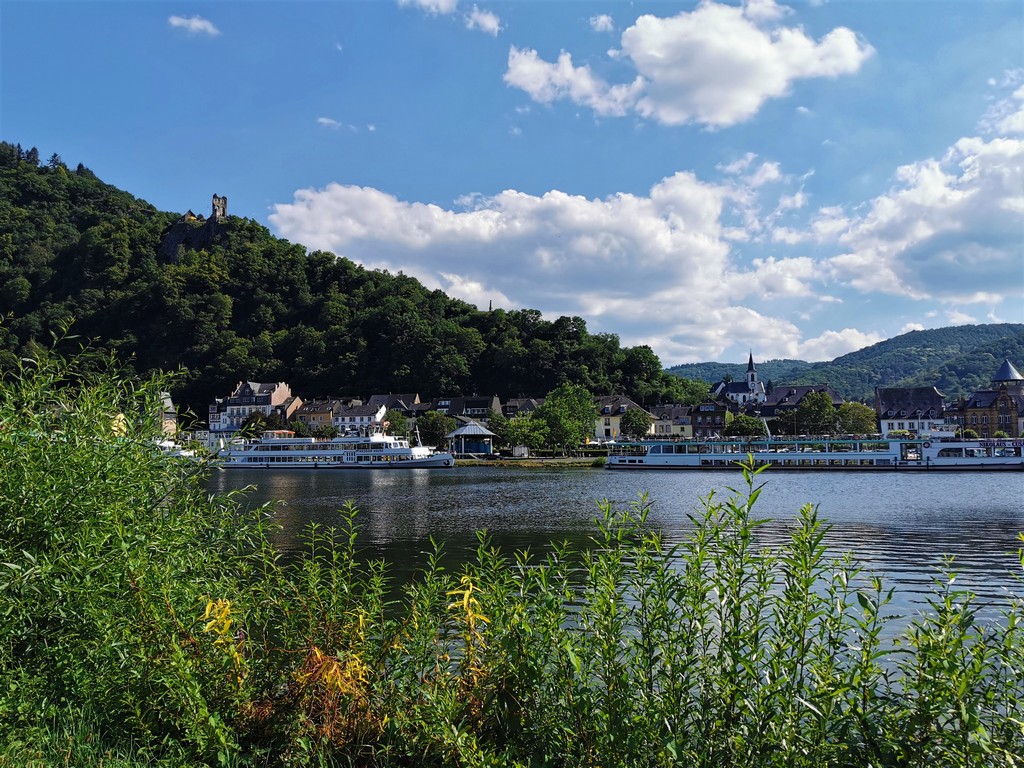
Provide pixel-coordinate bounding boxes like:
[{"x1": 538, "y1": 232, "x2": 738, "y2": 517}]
[
  {"x1": 0, "y1": 142, "x2": 690, "y2": 418},
  {"x1": 666, "y1": 324, "x2": 1024, "y2": 401}
]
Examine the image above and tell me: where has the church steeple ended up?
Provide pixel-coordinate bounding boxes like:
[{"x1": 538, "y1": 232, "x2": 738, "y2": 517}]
[{"x1": 746, "y1": 351, "x2": 757, "y2": 390}]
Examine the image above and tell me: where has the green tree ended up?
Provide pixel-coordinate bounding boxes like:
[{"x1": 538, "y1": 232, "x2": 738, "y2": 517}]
[
  {"x1": 505, "y1": 414, "x2": 548, "y2": 451},
  {"x1": 415, "y1": 410, "x2": 455, "y2": 448},
  {"x1": 659, "y1": 375, "x2": 711, "y2": 406},
  {"x1": 837, "y1": 402, "x2": 877, "y2": 434},
  {"x1": 724, "y1": 413, "x2": 768, "y2": 437},
  {"x1": 383, "y1": 407, "x2": 409, "y2": 437},
  {"x1": 794, "y1": 392, "x2": 838, "y2": 435},
  {"x1": 486, "y1": 409, "x2": 510, "y2": 445},
  {"x1": 535, "y1": 383, "x2": 596, "y2": 454},
  {"x1": 241, "y1": 410, "x2": 288, "y2": 436},
  {"x1": 619, "y1": 407, "x2": 654, "y2": 440}
]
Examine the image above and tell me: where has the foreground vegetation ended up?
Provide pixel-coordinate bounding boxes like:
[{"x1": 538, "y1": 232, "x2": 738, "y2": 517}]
[{"x1": 2, "y1": 351, "x2": 1022, "y2": 767}]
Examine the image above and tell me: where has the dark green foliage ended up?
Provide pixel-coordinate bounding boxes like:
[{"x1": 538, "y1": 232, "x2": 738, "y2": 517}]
[
  {"x1": 416, "y1": 409, "x2": 456, "y2": 447},
  {"x1": 667, "y1": 358, "x2": 814, "y2": 386},
  {"x1": 0, "y1": 144, "x2": 682, "y2": 419},
  {"x1": 619, "y1": 405, "x2": 654, "y2": 440},
  {"x1": 724, "y1": 412, "x2": 768, "y2": 437},
  {"x1": 534, "y1": 382, "x2": 597, "y2": 452}
]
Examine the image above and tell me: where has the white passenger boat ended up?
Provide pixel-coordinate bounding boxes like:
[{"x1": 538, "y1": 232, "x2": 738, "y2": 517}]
[
  {"x1": 219, "y1": 428, "x2": 455, "y2": 469},
  {"x1": 606, "y1": 437, "x2": 1024, "y2": 471}
]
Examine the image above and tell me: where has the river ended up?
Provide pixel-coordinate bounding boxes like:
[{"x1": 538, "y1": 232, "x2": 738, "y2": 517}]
[{"x1": 209, "y1": 466, "x2": 1024, "y2": 619}]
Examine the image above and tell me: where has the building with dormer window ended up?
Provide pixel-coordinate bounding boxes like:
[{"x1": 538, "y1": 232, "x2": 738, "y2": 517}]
[
  {"x1": 594, "y1": 395, "x2": 652, "y2": 441},
  {"x1": 207, "y1": 381, "x2": 300, "y2": 446},
  {"x1": 874, "y1": 386, "x2": 950, "y2": 437},
  {"x1": 945, "y1": 359, "x2": 1024, "y2": 438}
]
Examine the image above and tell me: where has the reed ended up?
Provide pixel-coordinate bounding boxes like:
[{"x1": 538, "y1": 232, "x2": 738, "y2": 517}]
[{"x1": 1, "y1": 350, "x2": 1021, "y2": 766}]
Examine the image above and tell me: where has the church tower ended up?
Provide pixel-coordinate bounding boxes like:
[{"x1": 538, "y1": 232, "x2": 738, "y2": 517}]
[{"x1": 746, "y1": 351, "x2": 757, "y2": 392}]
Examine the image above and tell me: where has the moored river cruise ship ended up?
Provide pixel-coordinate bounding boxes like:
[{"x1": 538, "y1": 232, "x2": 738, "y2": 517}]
[
  {"x1": 606, "y1": 437, "x2": 1024, "y2": 471},
  {"x1": 219, "y1": 428, "x2": 455, "y2": 469}
]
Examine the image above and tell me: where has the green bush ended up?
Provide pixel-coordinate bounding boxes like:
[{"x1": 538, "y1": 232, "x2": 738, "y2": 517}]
[{"x1": 1, "y1": 350, "x2": 1022, "y2": 766}]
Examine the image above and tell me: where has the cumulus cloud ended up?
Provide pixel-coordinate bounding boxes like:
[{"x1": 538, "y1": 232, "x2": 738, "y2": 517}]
[
  {"x1": 317, "y1": 117, "x2": 343, "y2": 129},
  {"x1": 796, "y1": 328, "x2": 884, "y2": 362},
  {"x1": 168, "y1": 15, "x2": 220, "y2": 36},
  {"x1": 269, "y1": 171, "x2": 844, "y2": 361},
  {"x1": 980, "y1": 74, "x2": 1024, "y2": 135},
  {"x1": 823, "y1": 136, "x2": 1024, "y2": 303},
  {"x1": 465, "y1": 5, "x2": 501, "y2": 35},
  {"x1": 398, "y1": 0, "x2": 458, "y2": 13},
  {"x1": 504, "y1": 0, "x2": 873, "y2": 128},
  {"x1": 590, "y1": 14, "x2": 614, "y2": 33},
  {"x1": 504, "y1": 47, "x2": 644, "y2": 117}
]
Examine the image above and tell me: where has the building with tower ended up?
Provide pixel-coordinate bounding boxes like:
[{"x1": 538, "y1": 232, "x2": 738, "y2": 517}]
[
  {"x1": 944, "y1": 359, "x2": 1024, "y2": 438},
  {"x1": 710, "y1": 352, "x2": 767, "y2": 407}
]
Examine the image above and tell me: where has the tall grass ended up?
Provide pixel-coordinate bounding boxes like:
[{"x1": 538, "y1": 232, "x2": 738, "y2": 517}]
[{"x1": 1, "y1": 349, "x2": 1021, "y2": 766}]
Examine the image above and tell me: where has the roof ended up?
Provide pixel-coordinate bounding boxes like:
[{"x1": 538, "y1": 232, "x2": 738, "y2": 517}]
[
  {"x1": 595, "y1": 395, "x2": 648, "y2": 414},
  {"x1": 874, "y1": 386, "x2": 945, "y2": 416},
  {"x1": 992, "y1": 359, "x2": 1024, "y2": 383},
  {"x1": 446, "y1": 421, "x2": 497, "y2": 438}
]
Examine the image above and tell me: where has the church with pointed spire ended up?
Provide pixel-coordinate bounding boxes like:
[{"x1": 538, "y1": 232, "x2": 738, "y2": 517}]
[{"x1": 710, "y1": 351, "x2": 767, "y2": 406}]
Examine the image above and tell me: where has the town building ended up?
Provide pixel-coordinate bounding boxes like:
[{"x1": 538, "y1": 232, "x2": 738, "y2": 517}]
[
  {"x1": 874, "y1": 386, "x2": 950, "y2": 437},
  {"x1": 945, "y1": 359, "x2": 1024, "y2": 438},
  {"x1": 208, "y1": 381, "x2": 299, "y2": 445},
  {"x1": 649, "y1": 404, "x2": 694, "y2": 440},
  {"x1": 690, "y1": 401, "x2": 728, "y2": 439},
  {"x1": 594, "y1": 395, "x2": 653, "y2": 441},
  {"x1": 160, "y1": 392, "x2": 178, "y2": 436}
]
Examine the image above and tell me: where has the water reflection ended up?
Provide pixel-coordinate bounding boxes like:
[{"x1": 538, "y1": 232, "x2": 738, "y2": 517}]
[{"x1": 209, "y1": 467, "x2": 1024, "y2": 614}]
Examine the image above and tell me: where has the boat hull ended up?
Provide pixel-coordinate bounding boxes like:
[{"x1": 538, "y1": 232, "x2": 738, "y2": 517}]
[
  {"x1": 606, "y1": 438, "x2": 1024, "y2": 472},
  {"x1": 220, "y1": 454, "x2": 456, "y2": 469}
]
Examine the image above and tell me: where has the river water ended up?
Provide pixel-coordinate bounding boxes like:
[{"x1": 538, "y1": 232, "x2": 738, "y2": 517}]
[{"x1": 209, "y1": 466, "x2": 1024, "y2": 619}]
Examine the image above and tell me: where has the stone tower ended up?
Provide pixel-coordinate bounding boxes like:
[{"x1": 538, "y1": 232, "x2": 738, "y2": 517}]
[{"x1": 211, "y1": 194, "x2": 227, "y2": 220}]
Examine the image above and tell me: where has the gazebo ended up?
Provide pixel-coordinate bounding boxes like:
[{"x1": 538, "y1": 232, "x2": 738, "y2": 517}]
[{"x1": 445, "y1": 420, "x2": 498, "y2": 456}]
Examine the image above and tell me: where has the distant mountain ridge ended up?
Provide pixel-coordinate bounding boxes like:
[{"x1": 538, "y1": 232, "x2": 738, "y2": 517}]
[{"x1": 666, "y1": 324, "x2": 1024, "y2": 401}]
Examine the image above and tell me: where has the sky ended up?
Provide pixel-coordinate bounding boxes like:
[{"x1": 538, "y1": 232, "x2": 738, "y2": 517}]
[{"x1": 2, "y1": 0, "x2": 1023, "y2": 366}]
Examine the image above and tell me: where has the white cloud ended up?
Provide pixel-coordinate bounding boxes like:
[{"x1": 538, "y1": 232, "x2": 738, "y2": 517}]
[
  {"x1": 504, "y1": 47, "x2": 644, "y2": 117},
  {"x1": 899, "y1": 322, "x2": 925, "y2": 334},
  {"x1": 981, "y1": 79, "x2": 1024, "y2": 135},
  {"x1": 590, "y1": 14, "x2": 614, "y2": 33},
  {"x1": 168, "y1": 15, "x2": 220, "y2": 36},
  {"x1": 823, "y1": 136, "x2": 1024, "y2": 302},
  {"x1": 317, "y1": 117, "x2": 342, "y2": 129},
  {"x1": 796, "y1": 328, "x2": 883, "y2": 362},
  {"x1": 465, "y1": 5, "x2": 501, "y2": 35},
  {"x1": 505, "y1": 1, "x2": 873, "y2": 128},
  {"x1": 623, "y1": 4, "x2": 874, "y2": 127},
  {"x1": 398, "y1": 0, "x2": 458, "y2": 14},
  {"x1": 946, "y1": 310, "x2": 978, "y2": 325},
  {"x1": 269, "y1": 172, "x2": 834, "y2": 362}
]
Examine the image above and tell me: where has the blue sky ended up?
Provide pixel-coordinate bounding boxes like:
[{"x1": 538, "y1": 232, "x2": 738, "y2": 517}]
[{"x1": 3, "y1": 0, "x2": 1022, "y2": 365}]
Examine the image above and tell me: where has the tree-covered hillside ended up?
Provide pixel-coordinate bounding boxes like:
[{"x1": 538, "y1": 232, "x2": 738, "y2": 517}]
[
  {"x1": 0, "y1": 142, "x2": 691, "y2": 418},
  {"x1": 667, "y1": 325, "x2": 1024, "y2": 401},
  {"x1": 665, "y1": 359, "x2": 814, "y2": 389}
]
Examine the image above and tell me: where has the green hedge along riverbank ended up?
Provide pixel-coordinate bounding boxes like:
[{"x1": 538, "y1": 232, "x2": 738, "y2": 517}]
[{"x1": 1, "y1": 350, "x2": 1022, "y2": 767}]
